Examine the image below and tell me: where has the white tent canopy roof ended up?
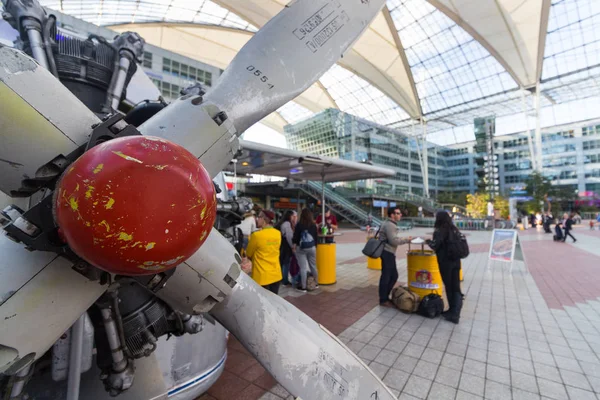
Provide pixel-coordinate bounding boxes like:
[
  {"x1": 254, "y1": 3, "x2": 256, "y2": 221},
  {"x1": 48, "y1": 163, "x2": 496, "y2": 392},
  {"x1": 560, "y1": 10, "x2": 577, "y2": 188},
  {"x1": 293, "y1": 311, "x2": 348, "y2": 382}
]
[{"x1": 30, "y1": 0, "x2": 600, "y2": 141}]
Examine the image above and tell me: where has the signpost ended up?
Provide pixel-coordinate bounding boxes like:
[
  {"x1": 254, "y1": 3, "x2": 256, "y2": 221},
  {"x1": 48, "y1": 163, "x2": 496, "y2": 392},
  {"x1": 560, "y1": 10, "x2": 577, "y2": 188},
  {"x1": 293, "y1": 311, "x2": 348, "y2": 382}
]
[{"x1": 488, "y1": 229, "x2": 527, "y2": 273}]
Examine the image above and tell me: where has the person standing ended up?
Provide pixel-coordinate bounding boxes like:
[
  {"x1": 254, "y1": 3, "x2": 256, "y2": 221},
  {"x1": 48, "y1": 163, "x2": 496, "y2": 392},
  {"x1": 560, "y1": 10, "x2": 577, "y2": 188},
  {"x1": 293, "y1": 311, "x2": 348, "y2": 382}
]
[
  {"x1": 426, "y1": 211, "x2": 463, "y2": 324},
  {"x1": 378, "y1": 207, "x2": 412, "y2": 306},
  {"x1": 239, "y1": 210, "x2": 257, "y2": 252},
  {"x1": 562, "y1": 212, "x2": 577, "y2": 243},
  {"x1": 246, "y1": 210, "x2": 283, "y2": 294},
  {"x1": 276, "y1": 210, "x2": 297, "y2": 286},
  {"x1": 316, "y1": 208, "x2": 338, "y2": 232},
  {"x1": 292, "y1": 208, "x2": 319, "y2": 292}
]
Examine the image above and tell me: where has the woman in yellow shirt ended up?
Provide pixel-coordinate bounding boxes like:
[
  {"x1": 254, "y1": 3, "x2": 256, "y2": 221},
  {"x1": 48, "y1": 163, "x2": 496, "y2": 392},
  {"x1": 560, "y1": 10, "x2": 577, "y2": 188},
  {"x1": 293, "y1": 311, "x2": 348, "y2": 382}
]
[{"x1": 246, "y1": 210, "x2": 283, "y2": 294}]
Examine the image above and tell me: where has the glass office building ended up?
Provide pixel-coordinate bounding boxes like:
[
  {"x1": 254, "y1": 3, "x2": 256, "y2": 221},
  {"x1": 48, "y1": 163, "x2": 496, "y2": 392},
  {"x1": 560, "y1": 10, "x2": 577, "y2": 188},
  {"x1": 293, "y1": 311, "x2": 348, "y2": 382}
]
[
  {"x1": 284, "y1": 109, "x2": 447, "y2": 197},
  {"x1": 285, "y1": 108, "x2": 600, "y2": 198}
]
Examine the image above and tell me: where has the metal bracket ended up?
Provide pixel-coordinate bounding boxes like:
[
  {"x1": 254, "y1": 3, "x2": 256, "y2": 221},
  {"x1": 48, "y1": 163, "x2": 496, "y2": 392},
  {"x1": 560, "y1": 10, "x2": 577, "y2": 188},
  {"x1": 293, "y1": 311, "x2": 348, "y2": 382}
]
[{"x1": 2, "y1": 113, "x2": 141, "y2": 281}]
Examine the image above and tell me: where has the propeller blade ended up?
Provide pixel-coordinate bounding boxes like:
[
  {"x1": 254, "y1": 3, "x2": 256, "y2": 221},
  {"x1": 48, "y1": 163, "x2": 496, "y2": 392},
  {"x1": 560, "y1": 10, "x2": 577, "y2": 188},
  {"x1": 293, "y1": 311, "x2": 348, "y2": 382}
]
[
  {"x1": 205, "y1": 0, "x2": 387, "y2": 134},
  {"x1": 211, "y1": 273, "x2": 398, "y2": 400},
  {"x1": 139, "y1": 0, "x2": 386, "y2": 175}
]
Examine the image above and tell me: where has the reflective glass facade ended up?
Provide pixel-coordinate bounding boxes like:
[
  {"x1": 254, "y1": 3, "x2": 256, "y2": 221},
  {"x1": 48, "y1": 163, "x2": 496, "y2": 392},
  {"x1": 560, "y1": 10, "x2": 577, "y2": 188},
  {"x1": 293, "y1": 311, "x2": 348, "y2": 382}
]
[{"x1": 286, "y1": 109, "x2": 600, "y2": 198}]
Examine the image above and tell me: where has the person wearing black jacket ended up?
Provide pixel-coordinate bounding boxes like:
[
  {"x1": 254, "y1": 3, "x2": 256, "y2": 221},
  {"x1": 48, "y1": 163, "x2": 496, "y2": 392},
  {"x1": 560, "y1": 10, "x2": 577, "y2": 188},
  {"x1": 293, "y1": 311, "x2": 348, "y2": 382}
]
[
  {"x1": 292, "y1": 208, "x2": 319, "y2": 292},
  {"x1": 562, "y1": 212, "x2": 577, "y2": 243},
  {"x1": 426, "y1": 211, "x2": 463, "y2": 324}
]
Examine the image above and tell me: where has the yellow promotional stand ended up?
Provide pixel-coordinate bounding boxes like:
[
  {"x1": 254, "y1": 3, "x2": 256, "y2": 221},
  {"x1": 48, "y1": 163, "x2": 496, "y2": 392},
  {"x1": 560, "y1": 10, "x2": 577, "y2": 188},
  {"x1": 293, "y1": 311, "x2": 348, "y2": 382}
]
[
  {"x1": 406, "y1": 242, "x2": 443, "y2": 298},
  {"x1": 316, "y1": 235, "x2": 336, "y2": 285},
  {"x1": 367, "y1": 256, "x2": 382, "y2": 270}
]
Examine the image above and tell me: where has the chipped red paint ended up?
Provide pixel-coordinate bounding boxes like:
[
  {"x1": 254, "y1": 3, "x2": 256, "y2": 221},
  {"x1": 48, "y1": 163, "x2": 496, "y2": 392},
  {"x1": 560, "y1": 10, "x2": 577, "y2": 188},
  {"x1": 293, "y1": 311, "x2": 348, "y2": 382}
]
[{"x1": 55, "y1": 136, "x2": 217, "y2": 276}]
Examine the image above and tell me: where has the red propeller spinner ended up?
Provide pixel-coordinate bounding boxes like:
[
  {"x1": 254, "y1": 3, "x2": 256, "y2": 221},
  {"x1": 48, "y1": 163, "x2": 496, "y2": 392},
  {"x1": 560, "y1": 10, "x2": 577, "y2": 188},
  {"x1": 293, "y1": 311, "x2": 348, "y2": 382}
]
[{"x1": 54, "y1": 135, "x2": 217, "y2": 275}]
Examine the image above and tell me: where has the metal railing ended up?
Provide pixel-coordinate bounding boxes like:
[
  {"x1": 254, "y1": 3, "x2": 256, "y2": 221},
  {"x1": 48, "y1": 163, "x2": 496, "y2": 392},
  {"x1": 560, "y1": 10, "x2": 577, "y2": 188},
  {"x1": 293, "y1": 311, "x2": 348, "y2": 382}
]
[
  {"x1": 402, "y1": 217, "x2": 516, "y2": 230},
  {"x1": 329, "y1": 187, "x2": 468, "y2": 217},
  {"x1": 294, "y1": 181, "x2": 383, "y2": 228}
]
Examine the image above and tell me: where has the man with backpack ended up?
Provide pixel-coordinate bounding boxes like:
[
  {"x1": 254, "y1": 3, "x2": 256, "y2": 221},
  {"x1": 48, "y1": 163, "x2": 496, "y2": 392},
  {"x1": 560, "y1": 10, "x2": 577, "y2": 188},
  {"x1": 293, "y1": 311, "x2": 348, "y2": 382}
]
[{"x1": 378, "y1": 207, "x2": 412, "y2": 306}]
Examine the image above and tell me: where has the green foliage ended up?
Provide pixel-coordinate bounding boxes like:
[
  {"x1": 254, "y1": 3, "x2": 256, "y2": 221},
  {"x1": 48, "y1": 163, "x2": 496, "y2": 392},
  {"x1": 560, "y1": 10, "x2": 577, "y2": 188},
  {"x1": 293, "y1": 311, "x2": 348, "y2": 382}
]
[
  {"x1": 436, "y1": 191, "x2": 468, "y2": 207},
  {"x1": 466, "y1": 192, "x2": 509, "y2": 218},
  {"x1": 466, "y1": 192, "x2": 489, "y2": 218},
  {"x1": 524, "y1": 172, "x2": 551, "y2": 212},
  {"x1": 494, "y1": 196, "x2": 510, "y2": 219},
  {"x1": 524, "y1": 171, "x2": 579, "y2": 213}
]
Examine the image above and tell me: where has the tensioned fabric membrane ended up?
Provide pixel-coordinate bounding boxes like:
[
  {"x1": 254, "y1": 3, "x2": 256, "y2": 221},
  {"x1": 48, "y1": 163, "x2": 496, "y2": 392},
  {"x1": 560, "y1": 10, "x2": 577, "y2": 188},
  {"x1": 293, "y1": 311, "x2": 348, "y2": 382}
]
[{"x1": 26, "y1": 0, "x2": 600, "y2": 144}]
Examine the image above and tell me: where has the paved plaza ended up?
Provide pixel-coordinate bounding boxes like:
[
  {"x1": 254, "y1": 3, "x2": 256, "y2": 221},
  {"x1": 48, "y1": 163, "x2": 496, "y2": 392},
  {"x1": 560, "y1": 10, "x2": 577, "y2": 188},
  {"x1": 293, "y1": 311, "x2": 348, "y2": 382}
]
[{"x1": 202, "y1": 224, "x2": 600, "y2": 400}]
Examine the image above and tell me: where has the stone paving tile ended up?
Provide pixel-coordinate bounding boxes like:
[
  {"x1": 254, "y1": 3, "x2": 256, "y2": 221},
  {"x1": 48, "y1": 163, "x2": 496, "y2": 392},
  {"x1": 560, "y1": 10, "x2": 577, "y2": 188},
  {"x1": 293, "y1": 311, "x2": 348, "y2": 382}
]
[
  {"x1": 485, "y1": 380, "x2": 513, "y2": 400},
  {"x1": 459, "y1": 372, "x2": 486, "y2": 397},
  {"x1": 402, "y1": 375, "x2": 432, "y2": 399},
  {"x1": 208, "y1": 228, "x2": 600, "y2": 399},
  {"x1": 428, "y1": 382, "x2": 456, "y2": 399}
]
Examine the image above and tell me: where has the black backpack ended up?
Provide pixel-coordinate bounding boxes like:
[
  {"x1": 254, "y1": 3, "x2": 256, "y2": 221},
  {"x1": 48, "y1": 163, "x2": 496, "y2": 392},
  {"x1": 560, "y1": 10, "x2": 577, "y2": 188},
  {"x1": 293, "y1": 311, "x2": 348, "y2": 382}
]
[
  {"x1": 447, "y1": 229, "x2": 469, "y2": 260},
  {"x1": 417, "y1": 294, "x2": 444, "y2": 318}
]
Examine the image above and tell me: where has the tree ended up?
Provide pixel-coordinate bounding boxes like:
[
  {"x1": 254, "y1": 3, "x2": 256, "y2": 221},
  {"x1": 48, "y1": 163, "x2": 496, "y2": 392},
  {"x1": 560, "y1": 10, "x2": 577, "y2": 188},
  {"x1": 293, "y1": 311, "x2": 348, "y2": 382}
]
[
  {"x1": 494, "y1": 195, "x2": 510, "y2": 219},
  {"x1": 466, "y1": 192, "x2": 489, "y2": 218},
  {"x1": 466, "y1": 192, "x2": 510, "y2": 219},
  {"x1": 436, "y1": 191, "x2": 468, "y2": 207},
  {"x1": 524, "y1": 171, "x2": 552, "y2": 213},
  {"x1": 524, "y1": 171, "x2": 579, "y2": 213}
]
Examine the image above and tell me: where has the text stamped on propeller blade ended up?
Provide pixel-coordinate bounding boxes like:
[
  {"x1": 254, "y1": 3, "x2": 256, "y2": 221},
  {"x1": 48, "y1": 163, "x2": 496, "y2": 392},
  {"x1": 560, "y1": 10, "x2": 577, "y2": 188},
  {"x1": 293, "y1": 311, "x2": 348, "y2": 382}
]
[{"x1": 292, "y1": 1, "x2": 350, "y2": 54}]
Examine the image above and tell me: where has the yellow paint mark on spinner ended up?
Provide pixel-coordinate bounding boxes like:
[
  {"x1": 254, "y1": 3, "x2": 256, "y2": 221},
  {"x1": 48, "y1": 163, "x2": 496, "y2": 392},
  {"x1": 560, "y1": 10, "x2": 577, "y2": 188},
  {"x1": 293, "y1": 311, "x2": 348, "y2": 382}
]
[
  {"x1": 69, "y1": 197, "x2": 79, "y2": 211},
  {"x1": 112, "y1": 151, "x2": 143, "y2": 164},
  {"x1": 105, "y1": 198, "x2": 115, "y2": 210},
  {"x1": 118, "y1": 232, "x2": 133, "y2": 241},
  {"x1": 85, "y1": 186, "x2": 95, "y2": 199},
  {"x1": 99, "y1": 220, "x2": 110, "y2": 232},
  {"x1": 145, "y1": 242, "x2": 156, "y2": 251},
  {"x1": 138, "y1": 264, "x2": 164, "y2": 271},
  {"x1": 93, "y1": 164, "x2": 104, "y2": 174}
]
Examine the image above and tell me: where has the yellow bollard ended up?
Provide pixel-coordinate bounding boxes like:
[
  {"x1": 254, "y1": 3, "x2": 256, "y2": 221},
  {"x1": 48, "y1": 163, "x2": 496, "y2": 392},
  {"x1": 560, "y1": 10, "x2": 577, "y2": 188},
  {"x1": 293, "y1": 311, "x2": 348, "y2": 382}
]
[
  {"x1": 459, "y1": 266, "x2": 463, "y2": 282},
  {"x1": 316, "y1": 243, "x2": 336, "y2": 285},
  {"x1": 367, "y1": 256, "x2": 382, "y2": 270},
  {"x1": 407, "y1": 249, "x2": 443, "y2": 298}
]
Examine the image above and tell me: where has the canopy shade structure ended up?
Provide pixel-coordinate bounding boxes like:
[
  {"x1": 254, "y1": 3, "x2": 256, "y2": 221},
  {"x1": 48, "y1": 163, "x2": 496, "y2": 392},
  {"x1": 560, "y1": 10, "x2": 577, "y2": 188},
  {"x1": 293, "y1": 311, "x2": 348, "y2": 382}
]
[
  {"x1": 227, "y1": 140, "x2": 395, "y2": 183},
  {"x1": 25, "y1": 0, "x2": 600, "y2": 144}
]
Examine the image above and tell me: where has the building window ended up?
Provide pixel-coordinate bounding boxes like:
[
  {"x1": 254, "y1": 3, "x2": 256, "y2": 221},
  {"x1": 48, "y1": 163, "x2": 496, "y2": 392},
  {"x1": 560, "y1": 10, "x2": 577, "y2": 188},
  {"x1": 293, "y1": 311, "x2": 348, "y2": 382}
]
[
  {"x1": 505, "y1": 175, "x2": 526, "y2": 184},
  {"x1": 161, "y1": 57, "x2": 213, "y2": 87},
  {"x1": 411, "y1": 175, "x2": 423, "y2": 184},
  {"x1": 582, "y1": 125, "x2": 600, "y2": 136},
  {"x1": 583, "y1": 140, "x2": 600, "y2": 151},
  {"x1": 143, "y1": 51, "x2": 153, "y2": 68},
  {"x1": 503, "y1": 138, "x2": 528, "y2": 148},
  {"x1": 542, "y1": 130, "x2": 574, "y2": 142}
]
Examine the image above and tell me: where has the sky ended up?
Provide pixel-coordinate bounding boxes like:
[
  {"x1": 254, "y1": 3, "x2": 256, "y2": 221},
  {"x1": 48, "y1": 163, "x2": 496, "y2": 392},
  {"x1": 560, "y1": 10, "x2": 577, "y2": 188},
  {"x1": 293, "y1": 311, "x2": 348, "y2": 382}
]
[{"x1": 242, "y1": 123, "x2": 288, "y2": 148}]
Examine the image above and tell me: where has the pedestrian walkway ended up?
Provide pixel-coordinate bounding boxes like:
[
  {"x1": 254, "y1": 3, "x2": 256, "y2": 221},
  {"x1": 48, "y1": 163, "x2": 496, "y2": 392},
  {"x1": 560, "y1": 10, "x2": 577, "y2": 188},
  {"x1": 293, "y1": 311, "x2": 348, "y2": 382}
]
[{"x1": 201, "y1": 225, "x2": 600, "y2": 400}]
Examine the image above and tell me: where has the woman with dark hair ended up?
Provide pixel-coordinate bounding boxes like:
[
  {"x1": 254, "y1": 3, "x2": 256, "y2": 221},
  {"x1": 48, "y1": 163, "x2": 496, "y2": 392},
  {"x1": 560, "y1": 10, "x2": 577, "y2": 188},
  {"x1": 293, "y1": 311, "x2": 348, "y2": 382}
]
[
  {"x1": 276, "y1": 210, "x2": 298, "y2": 286},
  {"x1": 426, "y1": 211, "x2": 463, "y2": 324},
  {"x1": 292, "y1": 208, "x2": 319, "y2": 292}
]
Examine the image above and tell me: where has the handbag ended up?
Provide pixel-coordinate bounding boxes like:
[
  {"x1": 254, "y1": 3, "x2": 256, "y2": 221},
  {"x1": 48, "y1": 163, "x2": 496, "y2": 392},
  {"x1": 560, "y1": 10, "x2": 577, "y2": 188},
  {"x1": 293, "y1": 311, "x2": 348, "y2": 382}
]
[
  {"x1": 362, "y1": 227, "x2": 386, "y2": 258},
  {"x1": 289, "y1": 254, "x2": 299, "y2": 277}
]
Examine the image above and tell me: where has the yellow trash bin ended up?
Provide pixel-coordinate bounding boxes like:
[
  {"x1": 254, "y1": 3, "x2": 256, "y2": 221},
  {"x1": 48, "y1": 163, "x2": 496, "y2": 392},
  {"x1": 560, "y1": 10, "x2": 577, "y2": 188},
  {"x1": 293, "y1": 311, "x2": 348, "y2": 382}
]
[
  {"x1": 316, "y1": 242, "x2": 336, "y2": 285},
  {"x1": 367, "y1": 256, "x2": 382, "y2": 270},
  {"x1": 407, "y1": 247, "x2": 443, "y2": 298}
]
